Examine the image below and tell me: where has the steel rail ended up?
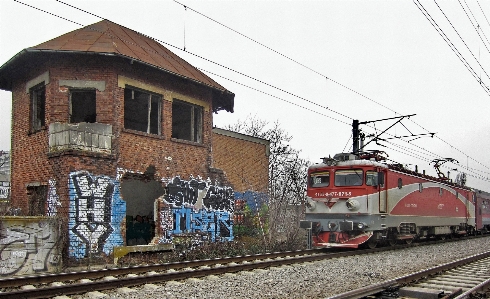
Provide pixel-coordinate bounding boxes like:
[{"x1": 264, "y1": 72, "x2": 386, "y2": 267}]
[
  {"x1": 328, "y1": 250, "x2": 490, "y2": 299},
  {"x1": 0, "y1": 252, "x2": 346, "y2": 299},
  {"x1": 0, "y1": 249, "x2": 324, "y2": 288}
]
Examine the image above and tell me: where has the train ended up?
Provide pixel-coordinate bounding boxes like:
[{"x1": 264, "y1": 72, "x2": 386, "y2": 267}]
[{"x1": 302, "y1": 133, "x2": 490, "y2": 249}]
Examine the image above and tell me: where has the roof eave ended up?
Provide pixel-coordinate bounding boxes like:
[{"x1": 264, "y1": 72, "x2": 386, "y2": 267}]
[{"x1": 0, "y1": 49, "x2": 235, "y2": 112}]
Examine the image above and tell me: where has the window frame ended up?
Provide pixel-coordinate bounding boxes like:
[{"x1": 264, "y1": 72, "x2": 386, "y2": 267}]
[
  {"x1": 30, "y1": 82, "x2": 46, "y2": 132},
  {"x1": 171, "y1": 99, "x2": 203, "y2": 143},
  {"x1": 124, "y1": 85, "x2": 162, "y2": 135}
]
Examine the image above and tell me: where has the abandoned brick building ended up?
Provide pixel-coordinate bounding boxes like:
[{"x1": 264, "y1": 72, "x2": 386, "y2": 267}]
[{"x1": 0, "y1": 19, "x2": 269, "y2": 266}]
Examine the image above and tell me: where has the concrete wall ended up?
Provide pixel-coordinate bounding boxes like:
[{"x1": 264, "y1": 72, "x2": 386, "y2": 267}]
[{"x1": 0, "y1": 216, "x2": 61, "y2": 276}]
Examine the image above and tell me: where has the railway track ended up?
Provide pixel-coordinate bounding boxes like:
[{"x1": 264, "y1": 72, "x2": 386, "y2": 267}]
[
  {"x1": 1, "y1": 235, "x2": 486, "y2": 299},
  {"x1": 329, "y1": 249, "x2": 490, "y2": 299},
  {"x1": 0, "y1": 244, "x2": 405, "y2": 299}
]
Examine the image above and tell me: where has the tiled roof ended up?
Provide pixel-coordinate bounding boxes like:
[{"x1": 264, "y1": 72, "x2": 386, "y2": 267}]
[{"x1": 0, "y1": 20, "x2": 234, "y2": 112}]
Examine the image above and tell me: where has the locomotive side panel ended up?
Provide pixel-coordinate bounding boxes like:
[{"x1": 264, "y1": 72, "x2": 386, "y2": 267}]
[
  {"x1": 475, "y1": 190, "x2": 490, "y2": 230},
  {"x1": 386, "y1": 170, "x2": 475, "y2": 227}
]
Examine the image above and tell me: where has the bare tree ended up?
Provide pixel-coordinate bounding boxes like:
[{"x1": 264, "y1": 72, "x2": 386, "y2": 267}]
[{"x1": 226, "y1": 115, "x2": 309, "y2": 250}]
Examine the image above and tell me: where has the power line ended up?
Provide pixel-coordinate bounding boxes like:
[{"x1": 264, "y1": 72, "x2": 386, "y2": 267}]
[
  {"x1": 13, "y1": 0, "x2": 490, "y2": 184},
  {"x1": 173, "y1": 0, "x2": 490, "y2": 174},
  {"x1": 414, "y1": 0, "x2": 490, "y2": 96},
  {"x1": 434, "y1": 0, "x2": 490, "y2": 82},
  {"x1": 460, "y1": 0, "x2": 490, "y2": 54}
]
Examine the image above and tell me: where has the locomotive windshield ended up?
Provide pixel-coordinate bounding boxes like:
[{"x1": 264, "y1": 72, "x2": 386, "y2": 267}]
[
  {"x1": 310, "y1": 171, "x2": 330, "y2": 187},
  {"x1": 335, "y1": 169, "x2": 363, "y2": 186}
]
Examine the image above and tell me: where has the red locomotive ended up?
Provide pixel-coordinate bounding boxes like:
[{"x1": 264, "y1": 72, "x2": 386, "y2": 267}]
[{"x1": 303, "y1": 118, "x2": 490, "y2": 249}]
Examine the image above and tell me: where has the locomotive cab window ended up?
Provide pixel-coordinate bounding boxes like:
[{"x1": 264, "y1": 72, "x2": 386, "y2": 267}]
[
  {"x1": 335, "y1": 169, "x2": 363, "y2": 186},
  {"x1": 366, "y1": 171, "x2": 383, "y2": 186},
  {"x1": 310, "y1": 172, "x2": 330, "y2": 187}
]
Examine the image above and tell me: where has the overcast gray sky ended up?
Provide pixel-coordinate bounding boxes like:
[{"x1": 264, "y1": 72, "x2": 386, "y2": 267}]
[{"x1": 1, "y1": 0, "x2": 489, "y2": 191}]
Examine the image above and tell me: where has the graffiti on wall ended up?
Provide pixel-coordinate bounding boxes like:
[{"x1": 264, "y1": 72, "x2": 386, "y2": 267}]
[
  {"x1": 159, "y1": 176, "x2": 234, "y2": 242},
  {"x1": 68, "y1": 171, "x2": 125, "y2": 259},
  {"x1": 46, "y1": 179, "x2": 61, "y2": 216},
  {"x1": 0, "y1": 186, "x2": 9, "y2": 199},
  {"x1": 234, "y1": 191, "x2": 268, "y2": 213},
  {"x1": 0, "y1": 218, "x2": 61, "y2": 276}
]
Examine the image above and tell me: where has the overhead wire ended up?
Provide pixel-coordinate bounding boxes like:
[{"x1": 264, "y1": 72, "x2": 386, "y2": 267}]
[
  {"x1": 172, "y1": 0, "x2": 490, "y2": 174},
  {"x1": 434, "y1": 0, "x2": 490, "y2": 82},
  {"x1": 13, "y1": 0, "x2": 490, "y2": 184}
]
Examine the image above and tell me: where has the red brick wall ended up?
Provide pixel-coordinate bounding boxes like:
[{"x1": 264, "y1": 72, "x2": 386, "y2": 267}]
[
  {"x1": 9, "y1": 53, "x2": 217, "y2": 214},
  {"x1": 211, "y1": 129, "x2": 269, "y2": 193}
]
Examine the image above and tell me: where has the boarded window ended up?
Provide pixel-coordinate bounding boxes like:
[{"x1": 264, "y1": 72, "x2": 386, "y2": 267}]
[
  {"x1": 172, "y1": 100, "x2": 203, "y2": 143},
  {"x1": 124, "y1": 87, "x2": 161, "y2": 135},
  {"x1": 70, "y1": 89, "x2": 96, "y2": 123},
  {"x1": 30, "y1": 83, "x2": 46, "y2": 132},
  {"x1": 27, "y1": 185, "x2": 48, "y2": 216}
]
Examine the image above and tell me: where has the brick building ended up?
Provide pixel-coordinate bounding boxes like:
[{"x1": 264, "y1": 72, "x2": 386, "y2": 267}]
[{"x1": 0, "y1": 20, "x2": 269, "y2": 261}]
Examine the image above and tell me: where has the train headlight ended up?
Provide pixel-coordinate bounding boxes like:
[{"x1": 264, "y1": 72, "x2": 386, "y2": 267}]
[
  {"x1": 357, "y1": 223, "x2": 364, "y2": 229},
  {"x1": 346, "y1": 199, "x2": 360, "y2": 211},
  {"x1": 306, "y1": 200, "x2": 316, "y2": 210}
]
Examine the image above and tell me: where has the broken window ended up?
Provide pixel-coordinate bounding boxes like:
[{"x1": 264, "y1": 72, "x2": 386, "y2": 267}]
[
  {"x1": 30, "y1": 83, "x2": 46, "y2": 132},
  {"x1": 124, "y1": 86, "x2": 161, "y2": 135},
  {"x1": 70, "y1": 89, "x2": 96, "y2": 123},
  {"x1": 172, "y1": 99, "x2": 203, "y2": 143},
  {"x1": 27, "y1": 185, "x2": 48, "y2": 216}
]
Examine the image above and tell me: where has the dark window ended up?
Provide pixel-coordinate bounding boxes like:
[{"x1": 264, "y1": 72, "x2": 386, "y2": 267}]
[
  {"x1": 30, "y1": 83, "x2": 46, "y2": 132},
  {"x1": 124, "y1": 87, "x2": 161, "y2": 135},
  {"x1": 70, "y1": 89, "x2": 96, "y2": 123},
  {"x1": 398, "y1": 178, "x2": 403, "y2": 189},
  {"x1": 419, "y1": 183, "x2": 423, "y2": 192},
  {"x1": 172, "y1": 99, "x2": 203, "y2": 143},
  {"x1": 27, "y1": 185, "x2": 47, "y2": 216},
  {"x1": 366, "y1": 171, "x2": 378, "y2": 186},
  {"x1": 335, "y1": 169, "x2": 363, "y2": 186},
  {"x1": 310, "y1": 171, "x2": 330, "y2": 187}
]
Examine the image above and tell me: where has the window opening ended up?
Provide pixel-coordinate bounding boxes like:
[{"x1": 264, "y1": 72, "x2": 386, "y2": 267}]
[
  {"x1": 398, "y1": 178, "x2": 402, "y2": 189},
  {"x1": 335, "y1": 169, "x2": 363, "y2": 186},
  {"x1": 30, "y1": 83, "x2": 46, "y2": 132},
  {"x1": 27, "y1": 185, "x2": 47, "y2": 216},
  {"x1": 172, "y1": 99, "x2": 203, "y2": 143},
  {"x1": 439, "y1": 187, "x2": 443, "y2": 196},
  {"x1": 70, "y1": 89, "x2": 96, "y2": 123},
  {"x1": 124, "y1": 87, "x2": 161, "y2": 135},
  {"x1": 419, "y1": 183, "x2": 423, "y2": 192},
  {"x1": 310, "y1": 171, "x2": 330, "y2": 187}
]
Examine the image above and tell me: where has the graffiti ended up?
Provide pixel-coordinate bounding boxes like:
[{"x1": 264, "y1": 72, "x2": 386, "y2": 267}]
[
  {"x1": 156, "y1": 177, "x2": 235, "y2": 243},
  {"x1": 46, "y1": 179, "x2": 61, "y2": 216},
  {"x1": 235, "y1": 191, "x2": 268, "y2": 213},
  {"x1": 0, "y1": 186, "x2": 9, "y2": 199},
  {"x1": 0, "y1": 218, "x2": 61, "y2": 276},
  {"x1": 164, "y1": 176, "x2": 234, "y2": 212},
  {"x1": 158, "y1": 206, "x2": 173, "y2": 243},
  {"x1": 68, "y1": 171, "x2": 125, "y2": 259}
]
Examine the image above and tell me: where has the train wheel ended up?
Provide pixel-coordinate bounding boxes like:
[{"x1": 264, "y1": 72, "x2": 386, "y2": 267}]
[
  {"x1": 439, "y1": 235, "x2": 446, "y2": 241},
  {"x1": 365, "y1": 237, "x2": 377, "y2": 249},
  {"x1": 404, "y1": 238, "x2": 413, "y2": 245},
  {"x1": 388, "y1": 239, "x2": 397, "y2": 247}
]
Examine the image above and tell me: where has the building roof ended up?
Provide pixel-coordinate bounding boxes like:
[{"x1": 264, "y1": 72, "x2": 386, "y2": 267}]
[{"x1": 0, "y1": 20, "x2": 234, "y2": 112}]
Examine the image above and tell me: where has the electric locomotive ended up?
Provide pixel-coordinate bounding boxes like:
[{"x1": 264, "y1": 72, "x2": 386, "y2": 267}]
[{"x1": 303, "y1": 151, "x2": 478, "y2": 249}]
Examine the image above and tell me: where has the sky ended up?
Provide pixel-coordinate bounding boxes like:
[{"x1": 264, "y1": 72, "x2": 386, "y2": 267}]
[{"x1": 1, "y1": 0, "x2": 490, "y2": 191}]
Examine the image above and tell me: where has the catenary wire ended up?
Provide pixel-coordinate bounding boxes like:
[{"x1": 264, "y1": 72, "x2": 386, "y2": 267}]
[{"x1": 13, "y1": 0, "x2": 490, "y2": 184}]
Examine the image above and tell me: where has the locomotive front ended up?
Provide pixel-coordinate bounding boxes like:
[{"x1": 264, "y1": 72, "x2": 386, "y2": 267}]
[{"x1": 304, "y1": 153, "x2": 387, "y2": 248}]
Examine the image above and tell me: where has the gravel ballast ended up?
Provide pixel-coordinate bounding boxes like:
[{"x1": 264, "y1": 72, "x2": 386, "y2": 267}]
[{"x1": 85, "y1": 237, "x2": 490, "y2": 299}]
